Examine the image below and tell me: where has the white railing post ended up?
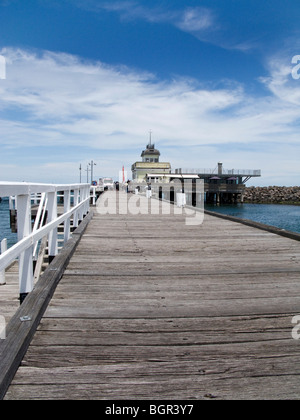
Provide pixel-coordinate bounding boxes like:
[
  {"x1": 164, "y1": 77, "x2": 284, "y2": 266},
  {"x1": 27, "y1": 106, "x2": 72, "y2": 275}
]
[
  {"x1": 91, "y1": 186, "x2": 96, "y2": 206},
  {"x1": 0, "y1": 239, "x2": 7, "y2": 285},
  {"x1": 9, "y1": 196, "x2": 14, "y2": 210},
  {"x1": 0, "y1": 182, "x2": 91, "y2": 302},
  {"x1": 80, "y1": 186, "x2": 89, "y2": 220},
  {"x1": 47, "y1": 191, "x2": 58, "y2": 263},
  {"x1": 17, "y1": 193, "x2": 34, "y2": 303},
  {"x1": 64, "y1": 189, "x2": 71, "y2": 244},
  {"x1": 73, "y1": 188, "x2": 79, "y2": 229},
  {"x1": 82, "y1": 187, "x2": 87, "y2": 216},
  {"x1": 85, "y1": 185, "x2": 90, "y2": 215},
  {"x1": 78, "y1": 187, "x2": 84, "y2": 223}
]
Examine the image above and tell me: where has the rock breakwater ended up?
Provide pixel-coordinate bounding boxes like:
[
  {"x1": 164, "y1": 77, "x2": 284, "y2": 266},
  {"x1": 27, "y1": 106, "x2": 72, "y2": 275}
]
[{"x1": 244, "y1": 186, "x2": 300, "y2": 204}]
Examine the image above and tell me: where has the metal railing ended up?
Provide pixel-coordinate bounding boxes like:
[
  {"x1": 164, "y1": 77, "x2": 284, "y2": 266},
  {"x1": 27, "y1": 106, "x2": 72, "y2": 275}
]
[
  {"x1": 0, "y1": 182, "x2": 90, "y2": 303},
  {"x1": 176, "y1": 168, "x2": 261, "y2": 177}
]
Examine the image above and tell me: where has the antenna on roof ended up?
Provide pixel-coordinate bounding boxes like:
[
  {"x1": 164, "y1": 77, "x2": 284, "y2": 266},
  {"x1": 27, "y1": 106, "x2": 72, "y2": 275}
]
[{"x1": 149, "y1": 130, "x2": 152, "y2": 147}]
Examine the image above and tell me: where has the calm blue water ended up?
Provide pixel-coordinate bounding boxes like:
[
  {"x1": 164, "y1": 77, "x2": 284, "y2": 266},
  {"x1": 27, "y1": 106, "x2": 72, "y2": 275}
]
[
  {"x1": 205, "y1": 203, "x2": 300, "y2": 234},
  {"x1": 0, "y1": 197, "x2": 17, "y2": 249},
  {"x1": 1, "y1": 198, "x2": 300, "y2": 250}
]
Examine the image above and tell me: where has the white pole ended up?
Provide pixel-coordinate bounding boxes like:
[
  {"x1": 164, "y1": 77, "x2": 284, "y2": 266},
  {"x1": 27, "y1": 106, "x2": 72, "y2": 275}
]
[
  {"x1": 91, "y1": 186, "x2": 96, "y2": 205},
  {"x1": 0, "y1": 239, "x2": 7, "y2": 285},
  {"x1": 47, "y1": 191, "x2": 58, "y2": 263},
  {"x1": 85, "y1": 185, "x2": 90, "y2": 214},
  {"x1": 73, "y1": 188, "x2": 79, "y2": 229},
  {"x1": 17, "y1": 194, "x2": 33, "y2": 303},
  {"x1": 64, "y1": 190, "x2": 71, "y2": 244}
]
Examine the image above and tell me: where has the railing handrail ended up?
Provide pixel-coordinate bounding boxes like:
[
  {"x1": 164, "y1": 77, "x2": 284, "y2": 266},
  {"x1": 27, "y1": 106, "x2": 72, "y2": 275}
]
[
  {"x1": 0, "y1": 196, "x2": 88, "y2": 272},
  {"x1": 0, "y1": 181, "x2": 90, "y2": 197},
  {"x1": 0, "y1": 182, "x2": 91, "y2": 303}
]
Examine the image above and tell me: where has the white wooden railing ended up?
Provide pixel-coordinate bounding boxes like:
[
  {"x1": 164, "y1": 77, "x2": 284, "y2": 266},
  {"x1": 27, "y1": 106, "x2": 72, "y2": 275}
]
[{"x1": 0, "y1": 182, "x2": 91, "y2": 303}]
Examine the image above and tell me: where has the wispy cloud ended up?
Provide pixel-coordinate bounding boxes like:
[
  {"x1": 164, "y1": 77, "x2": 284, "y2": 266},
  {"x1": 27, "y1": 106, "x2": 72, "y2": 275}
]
[
  {"x1": 74, "y1": 1, "x2": 216, "y2": 37},
  {"x1": 0, "y1": 47, "x2": 299, "y2": 184},
  {"x1": 260, "y1": 54, "x2": 300, "y2": 106},
  {"x1": 0, "y1": 47, "x2": 242, "y2": 149},
  {"x1": 176, "y1": 7, "x2": 214, "y2": 33},
  {"x1": 71, "y1": 1, "x2": 258, "y2": 51}
]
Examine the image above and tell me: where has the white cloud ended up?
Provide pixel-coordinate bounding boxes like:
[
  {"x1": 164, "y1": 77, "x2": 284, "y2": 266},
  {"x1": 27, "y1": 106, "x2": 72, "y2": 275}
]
[
  {"x1": 0, "y1": 47, "x2": 299, "y2": 184},
  {"x1": 260, "y1": 55, "x2": 300, "y2": 105},
  {"x1": 176, "y1": 7, "x2": 214, "y2": 33},
  {"x1": 74, "y1": 1, "x2": 259, "y2": 52},
  {"x1": 76, "y1": 1, "x2": 216, "y2": 36},
  {"x1": 0, "y1": 47, "x2": 243, "y2": 148}
]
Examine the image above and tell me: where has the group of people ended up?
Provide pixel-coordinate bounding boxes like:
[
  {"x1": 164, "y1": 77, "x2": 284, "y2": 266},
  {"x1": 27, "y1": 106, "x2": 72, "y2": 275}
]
[{"x1": 123, "y1": 182, "x2": 152, "y2": 195}]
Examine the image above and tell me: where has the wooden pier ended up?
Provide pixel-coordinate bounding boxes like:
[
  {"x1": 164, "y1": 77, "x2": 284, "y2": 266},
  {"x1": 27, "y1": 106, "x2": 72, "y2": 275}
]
[
  {"x1": 0, "y1": 262, "x2": 20, "y2": 322},
  {"x1": 2, "y1": 191, "x2": 300, "y2": 400}
]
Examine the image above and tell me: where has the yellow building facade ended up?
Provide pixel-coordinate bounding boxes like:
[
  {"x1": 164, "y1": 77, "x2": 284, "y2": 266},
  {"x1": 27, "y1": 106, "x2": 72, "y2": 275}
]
[{"x1": 131, "y1": 143, "x2": 171, "y2": 181}]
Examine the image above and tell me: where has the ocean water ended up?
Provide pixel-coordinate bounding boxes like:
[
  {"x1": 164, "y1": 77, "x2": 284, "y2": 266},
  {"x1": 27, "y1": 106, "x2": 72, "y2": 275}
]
[
  {"x1": 205, "y1": 202, "x2": 300, "y2": 234},
  {"x1": 0, "y1": 197, "x2": 17, "y2": 249},
  {"x1": 1, "y1": 197, "x2": 300, "y2": 252}
]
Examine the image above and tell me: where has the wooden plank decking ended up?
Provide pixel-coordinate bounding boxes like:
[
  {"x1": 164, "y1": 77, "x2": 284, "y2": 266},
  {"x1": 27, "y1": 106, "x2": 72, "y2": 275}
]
[
  {"x1": 3, "y1": 192, "x2": 300, "y2": 399},
  {"x1": 0, "y1": 262, "x2": 20, "y2": 324}
]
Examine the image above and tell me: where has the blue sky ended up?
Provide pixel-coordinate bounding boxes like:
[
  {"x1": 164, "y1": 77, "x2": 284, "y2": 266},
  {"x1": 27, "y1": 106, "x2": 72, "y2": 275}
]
[{"x1": 0, "y1": 0, "x2": 300, "y2": 185}]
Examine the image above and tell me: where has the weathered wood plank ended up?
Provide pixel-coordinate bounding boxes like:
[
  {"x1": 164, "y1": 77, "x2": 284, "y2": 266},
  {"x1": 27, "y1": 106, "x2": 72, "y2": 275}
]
[
  {"x1": 3, "y1": 192, "x2": 300, "y2": 400},
  {"x1": 0, "y1": 212, "x2": 94, "y2": 400},
  {"x1": 0, "y1": 262, "x2": 21, "y2": 321},
  {"x1": 6, "y1": 375, "x2": 300, "y2": 400},
  {"x1": 9, "y1": 355, "x2": 300, "y2": 385},
  {"x1": 42, "y1": 299, "x2": 300, "y2": 319},
  {"x1": 20, "y1": 339, "x2": 300, "y2": 368}
]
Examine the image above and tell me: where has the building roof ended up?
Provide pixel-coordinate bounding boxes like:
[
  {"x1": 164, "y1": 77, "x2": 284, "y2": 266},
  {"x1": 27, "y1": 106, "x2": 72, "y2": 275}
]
[{"x1": 141, "y1": 143, "x2": 160, "y2": 157}]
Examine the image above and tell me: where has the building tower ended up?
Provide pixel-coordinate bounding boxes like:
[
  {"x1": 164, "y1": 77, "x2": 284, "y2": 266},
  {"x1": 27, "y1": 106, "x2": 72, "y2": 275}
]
[{"x1": 131, "y1": 133, "x2": 171, "y2": 181}]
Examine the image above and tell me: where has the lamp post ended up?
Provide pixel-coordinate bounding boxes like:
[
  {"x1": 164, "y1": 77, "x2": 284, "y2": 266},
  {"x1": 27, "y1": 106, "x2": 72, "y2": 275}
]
[
  {"x1": 85, "y1": 165, "x2": 90, "y2": 183},
  {"x1": 89, "y1": 160, "x2": 97, "y2": 185}
]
